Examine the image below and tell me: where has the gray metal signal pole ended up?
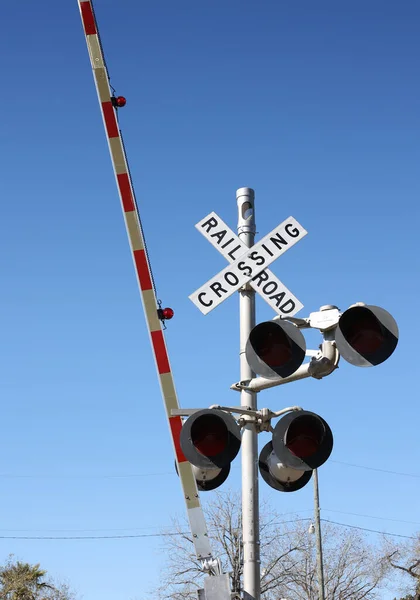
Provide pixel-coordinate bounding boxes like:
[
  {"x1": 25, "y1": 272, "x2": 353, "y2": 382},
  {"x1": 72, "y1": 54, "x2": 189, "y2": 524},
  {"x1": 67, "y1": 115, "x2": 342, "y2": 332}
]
[
  {"x1": 237, "y1": 188, "x2": 260, "y2": 600},
  {"x1": 313, "y1": 469, "x2": 326, "y2": 600}
]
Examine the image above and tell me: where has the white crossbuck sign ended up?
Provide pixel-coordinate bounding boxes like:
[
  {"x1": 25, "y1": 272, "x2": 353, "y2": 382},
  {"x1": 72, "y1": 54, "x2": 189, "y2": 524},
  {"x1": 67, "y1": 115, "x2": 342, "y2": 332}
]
[{"x1": 189, "y1": 212, "x2": 307, "y2": 316}]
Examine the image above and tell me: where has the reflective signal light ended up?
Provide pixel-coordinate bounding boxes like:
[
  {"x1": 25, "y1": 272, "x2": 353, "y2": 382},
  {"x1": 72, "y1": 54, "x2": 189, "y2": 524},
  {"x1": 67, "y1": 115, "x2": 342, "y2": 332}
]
[
  {"x1": 259, "y1": 410, "x2": 333, "y2": 493},
  {"x1": 191, "y1": 464, "x2": 230, "y2": 492},
  {"x1": 180, "y1": 409, "x2": 241, "y2": 471},
  {"x1": 174, "y1": 461, "x2": 230, "y2": 492},
  {"x1": 246, "y1": 319, "x2": 306, "y2": 379},
  {"x1": 259, "y1": 441, "x2": 312, "y2": 492},
  {"x1": 335, "y1": 304, "x2": 398, "y2": 367},
  {"x1": 272, "y1": 410, "x2": 333, "y2": 472}
]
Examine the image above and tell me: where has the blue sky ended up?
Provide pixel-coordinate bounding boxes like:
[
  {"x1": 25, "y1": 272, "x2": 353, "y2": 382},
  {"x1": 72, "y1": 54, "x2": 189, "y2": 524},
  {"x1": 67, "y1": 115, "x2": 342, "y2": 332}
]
[{"x1": 0, "y1": 0, "x2": 419, "y2": 598}]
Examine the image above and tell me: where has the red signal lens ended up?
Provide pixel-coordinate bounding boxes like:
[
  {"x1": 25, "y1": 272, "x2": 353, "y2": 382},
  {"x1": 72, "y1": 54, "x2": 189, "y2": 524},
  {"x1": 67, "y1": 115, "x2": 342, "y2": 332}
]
[
  {"x1": 191, "y1": 415, "x2": 228, "y2": 457},
  {"x1": 162, "y1": 307, "x2": 174, "y2": 320},
  {"x1": 252, "y1": 322, "x2": 292, "y2": 368},
  {"x1": 285, "y1": 415, "x2": 324, "y2": 459},
  {"x1": 116, "y1": 96, "x2": 126, "y2": 107},
  {"x1": 340, "y1": 307, "x2": 385, "y2": 355}
]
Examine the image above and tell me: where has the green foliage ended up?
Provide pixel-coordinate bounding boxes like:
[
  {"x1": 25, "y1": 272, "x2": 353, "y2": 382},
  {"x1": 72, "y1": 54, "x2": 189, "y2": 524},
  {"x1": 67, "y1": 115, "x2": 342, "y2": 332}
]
[{"x1": 0, "y1": 557, "x2": 75, "y2": 600}]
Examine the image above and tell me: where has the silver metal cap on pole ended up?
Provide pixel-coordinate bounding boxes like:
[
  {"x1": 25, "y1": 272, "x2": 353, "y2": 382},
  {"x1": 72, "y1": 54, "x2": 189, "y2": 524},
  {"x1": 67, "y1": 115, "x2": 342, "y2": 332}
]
[{"x1": 236, "y1": 187, "x2": 260, "y2": 600}]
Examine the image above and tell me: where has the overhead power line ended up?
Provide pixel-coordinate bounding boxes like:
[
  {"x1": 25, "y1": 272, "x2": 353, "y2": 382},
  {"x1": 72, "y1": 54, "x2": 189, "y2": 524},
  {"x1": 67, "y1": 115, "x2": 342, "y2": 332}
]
[
  {"x1": 0, "y1": 471, "x2": 174, "y2": 480},
  {"x1": 323, "y1": 509, "x2": 420, "y2": 526},
  {"x1": 331, "y1": 460, "x2": 420, "y2": 479},
  {"x1": 0, "y1": 518, "x2": 415, "y2": 541},
  {"x1": 2, "y1": 460, "x2": 420, "y2": 480},
  {"x1": 1, "y1": 508, "x2": 415, "y2": 535},
  {"x1": 321, "y1": 519, "x2": 416, "y2": 540},
  {"x1": 0, "y1": 532, "x2": 179, "y2": 540}
]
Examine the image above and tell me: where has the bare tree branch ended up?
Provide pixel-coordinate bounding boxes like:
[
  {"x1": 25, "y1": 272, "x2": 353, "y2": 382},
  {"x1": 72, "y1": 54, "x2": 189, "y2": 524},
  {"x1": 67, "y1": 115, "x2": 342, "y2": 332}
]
[{"x1": 149, "y1": 490, "x2": 387, "y2": 600}]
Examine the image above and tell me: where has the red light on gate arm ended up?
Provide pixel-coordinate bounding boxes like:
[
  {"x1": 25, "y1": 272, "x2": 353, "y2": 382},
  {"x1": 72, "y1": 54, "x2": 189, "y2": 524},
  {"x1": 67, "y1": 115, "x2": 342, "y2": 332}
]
[
  {"x1": 112, "y1": 96, "x2": 127, "y2": 108},
  {"x1": 162, "y1": 307, "x2": 174, "y2": 320},
  {"x1": 191, "y1": 415, "x2": 228, "y2": 457},
  {"x1": 157, "y1": 307, "x2": 174, "y2": 320}
]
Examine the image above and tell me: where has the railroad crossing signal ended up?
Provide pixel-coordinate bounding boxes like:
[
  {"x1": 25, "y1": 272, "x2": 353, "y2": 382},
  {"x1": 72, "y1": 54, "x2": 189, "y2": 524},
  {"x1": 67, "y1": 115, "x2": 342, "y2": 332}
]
[
  {"x1": 178, "y1": 299, "x2": 399, "y2": 493},
  {"x1": 246, "y1": 317, "x2": 307, "y2": 379},
  {"x1": 185, "y1": 205, "x2": 399, "y2": 497},
  {"x1": 259, "y1": 410, "x2": 333, "y2": 493},
  {"x1": 189, "y1": 212, "x2": 307, "y2": 316},
  {"x1": 178, "y1": 406, "x2": 334, "y2": 494},
  {"x1": 335, "y1": 304, "x2": 399, "y2": 367},
  {"x1": 179, "y1": 409, "x2": 241, "y2": 491},
  {"x1": 182, "y1": 191, "x2": 400, "y2": 600}
]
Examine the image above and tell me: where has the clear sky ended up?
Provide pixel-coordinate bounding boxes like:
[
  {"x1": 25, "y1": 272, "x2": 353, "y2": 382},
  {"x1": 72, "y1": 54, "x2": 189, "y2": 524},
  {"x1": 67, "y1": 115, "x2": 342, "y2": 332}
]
[{"x1": 0, "y1": 1, "x2": 419, "y2": 599}]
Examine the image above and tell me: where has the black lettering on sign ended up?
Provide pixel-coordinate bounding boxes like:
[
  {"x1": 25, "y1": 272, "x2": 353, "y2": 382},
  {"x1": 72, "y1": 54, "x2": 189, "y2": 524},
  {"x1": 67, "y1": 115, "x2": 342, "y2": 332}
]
[
  {"x1": 198, "y1": 293, "x2": 212, "y2": 307},
  {"x1": 269, "y1": 233, "x2": 288, "y2": 251},
  {"x1": 263, "y1": 281, "x2": 278, "y2": 295},
  {"x1": 210, "y1": 229, "x2": 228, "y2": 245},
  {"x1": 209, "y1": 282, "x2": 227, "y2": 298},
  {"x1": 238, "y1": 261, "x2": 252, "y2": 277},
  {"x1": 201, "y1": 217, "x2": 218, "y2": 233},
  {"x1": 228, "y1": 245, "x2": 242, "y2": 260},
  {"x1": 224, "y1": 272, "x2": 239, "y2": 287},
  {"x1": 249, "y1": 251, "x2": 265, "y2": 266},
  {"x1": 280, "y1": 299, "x2": 296, "y2": 313},
  {"x1": 261, "y1": 243, "x2": 274, "y2": 257},
  {"x1": 285, "y1": 223, "x2": 300, "y2": 238},
  {"x1": 252, "y1": 270, "x2": 269, "y2": 287},
  {"x1": 221, "y1": 238, "x2": 235, "y2": 249},
  {"x1": 269, "y1": 291, "x2": 286, "y2": 307}
]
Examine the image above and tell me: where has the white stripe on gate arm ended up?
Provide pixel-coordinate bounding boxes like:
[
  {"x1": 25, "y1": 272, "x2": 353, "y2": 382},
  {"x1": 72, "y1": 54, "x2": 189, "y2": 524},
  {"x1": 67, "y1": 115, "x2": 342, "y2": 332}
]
[
  {"x1": 189, "y1": 216, "x2": 307, "y2": 315},
  {"x1": 194, "y1": 212, "x2": 304, "y2": 317}
]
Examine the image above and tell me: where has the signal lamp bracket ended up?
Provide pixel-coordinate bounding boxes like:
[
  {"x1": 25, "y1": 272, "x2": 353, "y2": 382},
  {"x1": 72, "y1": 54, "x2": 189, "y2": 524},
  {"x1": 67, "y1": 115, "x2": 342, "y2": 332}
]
[
  {"x1": 231, "y1": 338, "x2": 340, "y2": 392},
  {"x1": 172, "y1": 405, "x2": 304, "y2": 434},
  {"x1": 209, "y1": 404, "x2": 304, "y2": 433},
  {"x1": 278, "y1": 305, "x2": 341, "y2": 332},
  {"x1": 308, "y1": 306, "x2": 340, "y2": 331}
]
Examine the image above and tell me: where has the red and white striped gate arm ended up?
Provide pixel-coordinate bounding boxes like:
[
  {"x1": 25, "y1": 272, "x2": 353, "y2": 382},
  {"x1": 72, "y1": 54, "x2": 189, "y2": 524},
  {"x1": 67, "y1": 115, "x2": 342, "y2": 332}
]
[{"x1": 77, "y1": 0, "x2": 213, "y2": 564}]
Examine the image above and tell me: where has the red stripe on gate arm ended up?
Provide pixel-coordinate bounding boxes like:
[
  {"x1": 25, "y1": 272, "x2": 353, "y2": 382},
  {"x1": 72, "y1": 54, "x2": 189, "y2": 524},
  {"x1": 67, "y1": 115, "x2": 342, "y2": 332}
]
[
  {"x1": 80, "y1": 2, "x2": 97, "y2": 35},
  {"x1": 117, "y1": 173, "x2": 135, "y2": 212},
  {"x1": 133, "y1": 249, "x2": 153, "y2": 291},
  {"x1": 170, "y1": 416, "x2": 187, "y2": 463},
  {"x1": 102, "y1": 102, "x2": 119, "y2": 138},
  {"x1": 151, "y1": 330, "x2": 170, "y2": 374}
]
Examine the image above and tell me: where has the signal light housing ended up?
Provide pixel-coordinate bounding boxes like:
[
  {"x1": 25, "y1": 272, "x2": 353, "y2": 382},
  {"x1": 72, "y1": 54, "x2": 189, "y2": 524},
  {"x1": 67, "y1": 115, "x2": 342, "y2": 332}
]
[
  {"x1": 175, "y1": 461, "x2": 230, "y2": 492},
  {"x1": 335, "y1": 304, "x2": 398, "y2": 367},
  {"x1": 246, "y1": 318, "x2": 306, "y2": 379},
  {"x1": 259, "y1": 441, "x2": 312, "y2": 492},
  {"x1": 272, "y1": 410, "x2": 333, "y2": 472},
  {"x1": 191, "y1": 464, "x2": 230, "y2": 492},
  {"x1": 180, "y1": 409, "x2": 241, "y2": 471},
  {"x1": 259, "y1": 410, "x2": 333, "y2": 493}
]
